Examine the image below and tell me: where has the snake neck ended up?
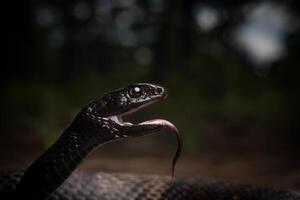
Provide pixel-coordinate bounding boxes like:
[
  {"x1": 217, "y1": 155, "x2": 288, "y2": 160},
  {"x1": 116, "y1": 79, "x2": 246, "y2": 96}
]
[{"x1": 14, "y1": 112, "x2": 113, "y2": 200}]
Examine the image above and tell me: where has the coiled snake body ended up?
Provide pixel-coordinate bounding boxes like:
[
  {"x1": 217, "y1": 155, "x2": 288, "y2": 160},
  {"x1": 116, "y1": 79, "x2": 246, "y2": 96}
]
[{"x1": 0, "y1": 83, "x2": 299, "y2": 200}]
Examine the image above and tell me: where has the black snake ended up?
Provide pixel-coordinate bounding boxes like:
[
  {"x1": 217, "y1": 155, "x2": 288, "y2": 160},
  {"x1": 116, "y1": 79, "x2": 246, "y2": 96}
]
[{"x1": 0, "y1": 83, "x2": 299, "y2": 200}]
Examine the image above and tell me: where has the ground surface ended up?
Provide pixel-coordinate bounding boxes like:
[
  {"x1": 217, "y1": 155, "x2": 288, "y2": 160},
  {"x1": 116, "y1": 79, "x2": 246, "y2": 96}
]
[{"x1": 0, "y1": 131, "x2": 299, "y2": 191}]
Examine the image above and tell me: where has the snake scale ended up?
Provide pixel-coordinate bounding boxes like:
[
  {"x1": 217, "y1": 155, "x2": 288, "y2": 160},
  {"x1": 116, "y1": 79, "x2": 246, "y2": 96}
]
[{"x1": 0, "y1": 83, "x2": 299, "y2": 200}]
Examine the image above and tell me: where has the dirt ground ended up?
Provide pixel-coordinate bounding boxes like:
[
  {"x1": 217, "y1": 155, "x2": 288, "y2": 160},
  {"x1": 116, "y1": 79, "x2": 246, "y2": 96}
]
[{"x1": 1, "y1": 132, "x2": 299, "y2": 191}]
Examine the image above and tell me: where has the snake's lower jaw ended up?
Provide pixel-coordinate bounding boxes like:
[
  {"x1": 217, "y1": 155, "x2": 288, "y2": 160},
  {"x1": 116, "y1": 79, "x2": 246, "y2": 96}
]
[
  {"x1": 139, "y1": 119, "x2": 178, "y2": 133},
  {"x1": 116, "y1": 119, "x2": 177, "y2": 138},
  {"x1": 118, "y1": 122, "x2": 163, "y2": 137}
]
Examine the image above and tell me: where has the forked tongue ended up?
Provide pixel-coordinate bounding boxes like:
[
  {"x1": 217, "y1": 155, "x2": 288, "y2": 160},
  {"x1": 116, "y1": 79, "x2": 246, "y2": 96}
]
[{"x1": 139, "y1": 119, "x2": 182, "y2": 179}]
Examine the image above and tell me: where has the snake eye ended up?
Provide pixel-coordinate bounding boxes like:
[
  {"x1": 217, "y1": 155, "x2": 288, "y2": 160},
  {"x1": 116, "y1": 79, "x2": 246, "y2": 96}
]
[{"x1": 128, "y1": 86, "x2": 143, "y2": 98}]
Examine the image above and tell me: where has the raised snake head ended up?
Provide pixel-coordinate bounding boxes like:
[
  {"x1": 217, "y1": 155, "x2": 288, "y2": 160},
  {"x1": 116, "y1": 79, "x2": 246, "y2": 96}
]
[{"x1": 75, "y1": 83, "x2": 181, "y2": 177}]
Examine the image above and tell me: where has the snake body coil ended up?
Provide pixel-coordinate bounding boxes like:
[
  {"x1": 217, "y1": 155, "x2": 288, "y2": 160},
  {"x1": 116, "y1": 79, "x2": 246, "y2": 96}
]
[{"x1": 0, "y1": 83, "x2": 299, "y2": 200}]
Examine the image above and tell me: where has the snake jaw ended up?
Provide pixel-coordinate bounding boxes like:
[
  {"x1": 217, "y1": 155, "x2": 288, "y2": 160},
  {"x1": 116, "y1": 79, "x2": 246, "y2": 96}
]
[
  {"x1": 107, "y1": 114, "x2": 178, "y2": 135},
  {"x1": 107, "y1": 115, "x2": 177, "y2": 131},
  {"x1": 139, "y1": 119, "x2": 178, "y2": 133}
]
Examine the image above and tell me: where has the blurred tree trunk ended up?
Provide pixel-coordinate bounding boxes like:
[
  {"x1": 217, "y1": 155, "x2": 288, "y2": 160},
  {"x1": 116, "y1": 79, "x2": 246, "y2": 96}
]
[
  {"x1": 150, "y1": 0, "x2": 196, "y2": 82},
  {"x1": 2, "y1": 0, "x2": 38, "y2": 83}
]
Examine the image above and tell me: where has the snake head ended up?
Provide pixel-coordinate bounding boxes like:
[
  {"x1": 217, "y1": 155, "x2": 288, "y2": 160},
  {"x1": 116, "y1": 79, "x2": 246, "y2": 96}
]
[
  {"x1": 82, "y1": 83, "x2": 178, "y2": 138},
  {"x1": 76, "y1": 83, "x2": 181, "y2": 178}
]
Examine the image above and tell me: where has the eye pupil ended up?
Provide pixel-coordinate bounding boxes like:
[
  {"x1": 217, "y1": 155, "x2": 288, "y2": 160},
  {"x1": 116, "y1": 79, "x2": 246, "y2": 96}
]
[
  {"x1": 134, "y1": 87, "x2": 140, "y2": 92},
  {"x1": 129, "y1": 86, "x2": 142, "y2": 98}
]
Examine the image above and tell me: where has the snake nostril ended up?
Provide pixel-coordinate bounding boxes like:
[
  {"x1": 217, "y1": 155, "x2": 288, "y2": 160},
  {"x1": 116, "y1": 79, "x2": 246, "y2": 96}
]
[{"x1": 156, "y1": 87, "x2": 163, "y2": 94}]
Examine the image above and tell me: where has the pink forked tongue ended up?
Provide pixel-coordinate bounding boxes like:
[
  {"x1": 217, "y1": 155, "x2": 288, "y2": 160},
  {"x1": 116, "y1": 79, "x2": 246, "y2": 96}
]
[{"x1": 140, "y1": 119, "x2": 182, "y2": 180}]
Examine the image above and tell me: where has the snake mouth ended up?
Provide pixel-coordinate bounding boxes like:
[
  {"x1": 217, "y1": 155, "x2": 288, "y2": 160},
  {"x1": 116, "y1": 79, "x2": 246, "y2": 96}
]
[
  {"x1": 107, "y1": 115, "x2": 178, "y2": 133},
  {"x1": 106, "y1": 93, "x2": 177, "y2": 133}
]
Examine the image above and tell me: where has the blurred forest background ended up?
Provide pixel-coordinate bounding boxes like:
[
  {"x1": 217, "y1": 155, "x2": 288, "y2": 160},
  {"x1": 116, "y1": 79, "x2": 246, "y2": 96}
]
[{"x1": 1, "y1": 0, "x2": 300, "y2": 190}]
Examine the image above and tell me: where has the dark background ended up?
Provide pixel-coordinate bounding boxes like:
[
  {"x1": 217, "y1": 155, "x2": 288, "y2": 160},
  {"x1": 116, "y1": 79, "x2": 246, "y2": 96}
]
[{"x1": 1, "y1": 0, "x2": 300, "y2": 190}]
